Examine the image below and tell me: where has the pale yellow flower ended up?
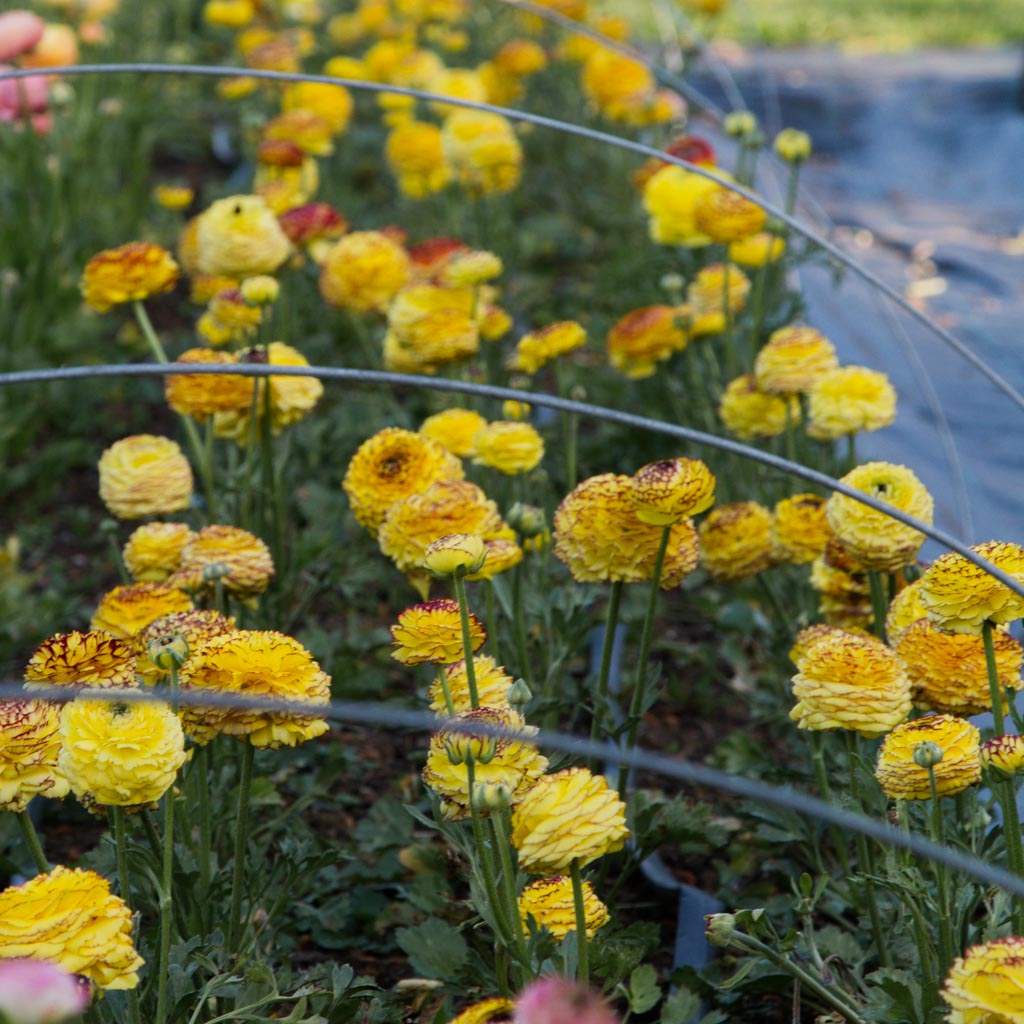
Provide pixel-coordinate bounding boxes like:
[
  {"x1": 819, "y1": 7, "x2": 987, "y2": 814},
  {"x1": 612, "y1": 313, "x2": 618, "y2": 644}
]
[{"x1": 875, "y1": 714, "x2": 980, "y2": 799}]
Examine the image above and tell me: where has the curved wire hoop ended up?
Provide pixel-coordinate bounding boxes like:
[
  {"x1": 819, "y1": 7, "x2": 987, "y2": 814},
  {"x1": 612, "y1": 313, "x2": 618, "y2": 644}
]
[
  {"x1": 4, "y1": 681, "x2": 1022, "y2": 898},
  {"x1": 2, "y1": 61, "x2": 1022, "y2": 415},
  {"x1": 3, "y1": 359, "x2": 1019, "y2": 597}
]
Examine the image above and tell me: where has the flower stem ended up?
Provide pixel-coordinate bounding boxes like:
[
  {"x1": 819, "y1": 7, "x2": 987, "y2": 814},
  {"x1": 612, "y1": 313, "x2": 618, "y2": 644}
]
[
  {"x1": 590, "y1": 580, "x2": 624, "y2": 743},
  {"x1": 512, "y1": 563, "x2": 531, "y2": 689},
  {"x1": 784, "y1": 163, "x2": 802, "y2": 218},
  {"x1": 466, "y1": 759, "x2": 513, "y2": 945},
  {"x1": 435, "y1": 666, "x2": 456, "y2": 717},
  {"x1": 570, "y1": 859, "x2": 590, "y2": 983},
  {"x1": 485, "y1": 579, "x2": 501, "y2": 666},
  {"x1": 621, "y1": 527, "x2": 670, "y2": 786},
  {"x1": 809, "y1": 734, "x2": 851, "y2": 876},
  {"x1": 111, "y1": 805, "x2": 143, "y2": 1024},
  {"x1": 927, "y1": 766, "x2": 955, "y2": 978},
  {"x1": 16, "y1": 809, "x2": 49, "y2": 874},
  {"x1": 197, "y1": 744, "x2": 213, "y2": 898},
  {"x1": 156, "y1": 777, "x2": 177, "y2": 1024},
  {"x1": 453, "y1": 575, "x2": 480, "y2": 708},
  {"x1": 720, "y1": 251, "x2": 737, "y2": 381},
  {"x1": 983, "y1": 620, "x2": 1006, "y2": 735},
  {"x1": 133, "y1": 300, "x2": 216, "y2": 520},
  {"x1": 867, "y1": 571, "x2": 889, "y2": 644},
  {"x1": 227, "y1": 741, "x2": 255, "y2": 954},
  {"x1": 491, "y1": 813, "x2": 528, "y2": 976}
]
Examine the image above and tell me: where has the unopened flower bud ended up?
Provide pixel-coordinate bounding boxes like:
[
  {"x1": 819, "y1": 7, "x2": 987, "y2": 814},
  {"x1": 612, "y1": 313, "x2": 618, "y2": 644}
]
[
  {"x1": 724, "y1": 111, "x2": 758, "y2": 137},
  {"x1": 240, "y1": 275, "x2": 280, "y2": 306},
  {"x1": 912, "y1": 740, "x2": 944, "y2": 769},
  {"x1": 705, "y1": 912, "x2": 736, "y2": 946},
  {"x1": 201, "y1": 560, "x2": 231, "y2": 583},
  {"x1": 423, "y1": 534, "x2": 488, "y2": 578},
  {"x1": 472, "y1": 780, "x2": 512, "y2": 812},
  {"x1": 507, "y1": 503, "x2": 546, "y2": 538},
  {"x1": 774, "y1": 127, "x2": 812, "y2": 163},
  {"x1": 508, "y1": 678, "x2": 532, "y2": 708},
  {"x1": 147, "y1": 632, "x2": 190, "y2": 671}
]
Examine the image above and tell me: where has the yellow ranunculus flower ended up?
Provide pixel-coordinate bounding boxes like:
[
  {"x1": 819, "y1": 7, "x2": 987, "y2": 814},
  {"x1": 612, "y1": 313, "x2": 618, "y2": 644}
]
[
  {"x1": 807, "y1": 366, "x2": 897, "y2": 440},
  {"x1": 196, "y1": 195, "x2": 292, "y2": 278},
  {"x1": 554, "y1": 474, "x2": 700, "y2": 587},
  {"x1": 771, "y1": 494, "x2": 829, "y2": 565},
  {"x1": 24, "y1": 630, "x2": 136, "y2": 690},
  {"x1": 423, "y1": 533, "x2": 488, "y2": 577},
  {"x1": 170, "y1": 524, "x2": 274, "y2": 600},
  {"x1": 875, "y1": 714, "x2": 980, "y2": 799},
  {"x1": 391, "y1": 598, "x2": 486, "y2": 667},
  {"x1": 699, "y1": 502, "x2": 775, "y2": 582},
  {"x1": 825, "y1": 461, "x2": 933, "y2": 573},
  {"x1": 0, "y1": 699, "x2": 69, "y2": 812},
  {"x1": 165, "y1": 348, "x2": 253, "y2": 423},
  {"x1": 694, "y1": 186, "x2": 767, "y2": 243},
  {"x1": 754, "y1": 325, "x2": 838, "y2": 395},
  {"x1": 420, "y1": 408, "x2": 488, "y2": 457},
  {"x1": 427, "y1": 654, "x2": 514, "y2": 715},
  {"x1": 123, "y1": 522, "x2": 194, "y2": 582},
  {"x1": 59, "y1": 692, "x2": 186, "y2": 809},
  {"x1": 343, "y1": 427, "x2": 464, "y2": 537},
  {"x1": 519, "y1": 875, "x2": 610, "y2": 940},
  {"x1": 719, "y1": 373, "x2": 800, "y2": 440},
  {"x1": 943, "y1": 939, "x2": 1024, "y2": 1024},
  {"x1": 422, "y1": 706, "x2": 548, "y2": 820},
  {"x1": 0, "y1": 867, "x2": 144, "y2": 990},
  {"x1": 511, "y1": 767, "x2": 629, "y2": 874},
  {"x1": 630, "y1": 458, "x2": 715, "y2": 525},
  {"x1": 920, "y1": 541, "x2": 1024, "y2": 635},
  {"x1": 319, "y1": 230, "x2": 411, "y2": 314},
  {"x1": 472, "y1": 421, "x2": 544, "y2": 475},
  {"x1": 80, "y1": 242, "x2": 180, "y2": 313},
  {"x1": 606, "y1": 305, "x2": 687, "y2": 379},
  {"x1": 791, "y1": 631, "x2": 910, "y2": 738},
  {"x1": 98, "y1": 435, "x2": 193, "y2": 520},
  {"x1": 509, "y1": 321, "x2": 586, "y2": 374}
]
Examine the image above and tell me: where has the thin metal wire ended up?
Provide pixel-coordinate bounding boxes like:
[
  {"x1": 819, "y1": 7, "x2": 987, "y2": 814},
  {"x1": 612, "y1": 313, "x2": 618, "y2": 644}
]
[
  {"x1": 3, "y1": 359, "x2": 1018, "y2": 597},
  {"x1": 2, "y1": 62, "x2": 1022, "y2": 415},
  {"x1": 4, "y1": 681, "x2": 1021, "y2": 897}
]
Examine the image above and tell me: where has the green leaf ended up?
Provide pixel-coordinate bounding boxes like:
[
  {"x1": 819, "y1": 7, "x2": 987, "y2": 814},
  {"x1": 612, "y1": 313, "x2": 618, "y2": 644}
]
[
  {"x1": 661, "y1": 986, "x2": 701, "y2": 1024},
  {"x1": 866, "y1": 968, "x2": 925, "y2": 1024},
  {"x1": 395, "y1": 918, "x2": 469, "y2": 980},
  {"x1": 627, "y1": 964, "x2": 662, "y2": 1014}
]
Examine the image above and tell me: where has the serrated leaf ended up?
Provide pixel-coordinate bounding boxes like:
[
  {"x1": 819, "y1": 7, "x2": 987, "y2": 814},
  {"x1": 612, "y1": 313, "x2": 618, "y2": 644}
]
[
  {"x1": 661, "y1": 986, "x2": 701, "y2": 1024},
  {"x1": 628, "y1": 964, "x2": 661, "y2": 1014},
  {"x1": 395, "y1": 918, "x2": 468, "y2": 980}
]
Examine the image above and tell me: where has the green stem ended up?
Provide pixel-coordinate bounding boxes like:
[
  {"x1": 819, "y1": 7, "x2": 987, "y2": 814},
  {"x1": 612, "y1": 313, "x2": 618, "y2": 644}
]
[
  {"x1": 111, "y1": 805, "x2": 142, "y2": 1024},
  {"x1": 134, "y1": 301, "x2": 216, "y2": 520},
  {"x1": 867, "y1": 571, "x2": 889, "y2": 644},
  {"x1": 156, "y1": 773, "x2": 177, "y2": 1024},
  {"x1": 260, "y1": 385, "x2": 285, "y2": 584},
  {"x1": 590, "y1": 580, "x2": 624, "y2": 743},
  {"x1": 16, "y1": 810, "x2": 49, "y2": 873},
  {"x1": 466, "y1": 759, "x2": 513, "y2": 945},
  {"x1": 227, "y1": 742, "x2": 255, "y2": 953},
  {"x1": 570, "y1": 859, "x2": 590, "y2": 984},
  {"x1": 453, "y1": 575, "x2": 480, "y2": 708},
  {"x1": 983, "y1": 620, "x2": 1006, "y2": 735},
  {"x1": 485, "y1": 579, "x2": 501, "y2": 666},
  {"x1": 784, "y1": 163, "x2": 802, "y2": 218},
  {"x1": 720, "y1": 251, "x2": 737, "y2": 381},
  {"x1": 435, "y1": 666, "x2": 456, "y2": 717},
  {"x1": 927, "y1": 767, "x2": 955, "y2": 977},
  {"x1": 241, "y1": 379, "x2": 260, "y2": 532},
  {"x1": 845, "y1": 732, "x2": 892, "y2": 968},
  {"x1": 810, "y1": 734, "x2": 851, "y2": 876},
  {"x1": 512, "y1": 563, "x2": 531, "y2": 688},
  {"x1": 621, "y1": 527, "x2": 671, "y2": 782},
  {"x1": 198, "y1": 744, "x2": 213, "y2": 898},
  {"x1": 491, "y1": 813, "x2": 528, "y2": 976}
]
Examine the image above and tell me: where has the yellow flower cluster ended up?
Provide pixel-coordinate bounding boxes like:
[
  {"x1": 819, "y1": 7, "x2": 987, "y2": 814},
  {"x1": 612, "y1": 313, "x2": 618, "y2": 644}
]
[
  {"x1": 694, "y1": 186, "x2": 766, "y2": 243},
  {"x1": 509, "y1": 321, "x2": 587, "y2": 374},
  {"x1": 875, "y1": 714, "x2": 980, "y2": 799},
  {"x1": 383, "y1": 283, "x2": 479, "y2": 374},
  {"x1": 391, "y1": 598, "x2": 486, "y2": 666},
  {"x1": 698, "y1": 502, "x2": 775, "y2": 582},
  {"x1": 98, "y1": 435, "x2": 193, "y2": 520},
  {"x1": 420, "y1": 408, "x2": 488, "y2": 457},
  {"x1": 441, "y1": 110, "x2": 523, "y2": 196},
  {"x1": 825, "y1": 462, "x2": 933, "y2": 573},
  {"x1": 920, "y1": 541, "x2": 1024, "y2": 634},
  {"x1": 80, "y1": 242, "x2": 180, "y2": 312},
  {"x1": 344, "y1": 427, "x2": 464, "y2": 536},
  {"x1": 885, "y1": 578, "x2": 929, "y2": 644},
  {"x1": 580, "y1": 48, "x2": 680, "y2": 126},
  {"x1": 511, "y1": 767, "x2": 629, "y2": 874},
  {"x1": 943, "y1": 939, "x2": 1024, "y2": 1024},
  {"x1": 606, "y1": 305, "x2": 687, "y2": 379},
  {"x1": 0, "y1": 699, "x2": 69, "y2": 812},
  {"x1": 179, "y1": 630, "x2": 330, "y2": 748},
  {"x1": 643, "y1": 166, "x2": 723, "y2": 246},
  {"x1": 59, "y1": 693, "x2": 186, "y2": 810},
  {"x1": 24, "y1": 630, "x2": 136, "y2": 690},
  {"x1": 0, "y1": 866, "x2": 144, "y2": 990},
  {"x1": 895, "y1": 618, "x2": 1022, "y2": 716},
  {"x1": 790, "y1": 630, "x2": 910, "y2": 737},
  {"x1": 553, "y1": 474, "x2": 700, "y2": 587},
  {"x1": 386, "y1": 119, "x2": 451, "y2": 197},
  {"x1": 519, "y1": 875, "x2": 610, "y2": 940},
  {"x1": 422, "y1": 706, "x2": 548, "y2": 820},
  {"x1": 810, "y1": 538, "x2": 872, "y2": 628}
]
